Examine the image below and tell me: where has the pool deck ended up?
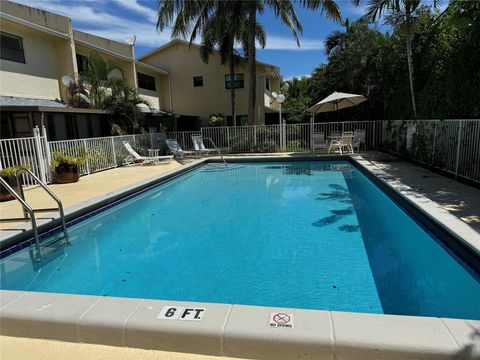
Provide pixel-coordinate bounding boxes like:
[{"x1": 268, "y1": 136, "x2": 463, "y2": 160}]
[{"x1": 0, "y1": 336, "x2": 246, "y2": 360}]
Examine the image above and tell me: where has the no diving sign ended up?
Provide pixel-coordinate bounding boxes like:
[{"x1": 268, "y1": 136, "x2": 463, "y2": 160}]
[
  {"x1": 269, "y1": 312, "x2": 294, "y2": 328},
  {"x1": 157, "y1": 306, "x2": 206, "y2": 321}
]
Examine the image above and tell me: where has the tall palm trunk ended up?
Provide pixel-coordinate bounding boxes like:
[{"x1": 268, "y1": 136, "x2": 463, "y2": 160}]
[
  {"x1": 405, "y1": 11, "x2": 417, "y2": 119},
  {"x1": 247, "y1": 3, "x2": 257, "y2": 125},
  {"x1": 405, "y1": 36, "x2": 417, "y2": 118},
  {"x1": 229, "y1": 47, "x2": 237, "y2": 127}
]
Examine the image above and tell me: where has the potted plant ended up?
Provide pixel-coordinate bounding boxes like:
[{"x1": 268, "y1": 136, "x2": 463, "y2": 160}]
[
  {"x1": 51, "y1": 152, "x2": 87, "y2": 184},
  {"x1": 0, "y1": 165, "x2": 25, "y2": 201}
]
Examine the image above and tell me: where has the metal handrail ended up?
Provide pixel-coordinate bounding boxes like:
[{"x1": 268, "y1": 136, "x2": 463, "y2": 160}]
[
  {"x1": 203, "y1": 137, "x2": 228, "y2": 167},
  {"x1": 0, "y1": 177, "x2": 41, "y2": 259},
  {"x1": 15, "y1": 167, "x2": 70, "y2": 245}
]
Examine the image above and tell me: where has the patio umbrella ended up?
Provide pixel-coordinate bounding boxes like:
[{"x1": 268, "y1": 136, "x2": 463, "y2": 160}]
[
  {"x1": 308, "y1": 91, "x2": 367, "y2": 151},
  {"x1": 307, "y1": 91, "x2": 367, "y2": 113}
]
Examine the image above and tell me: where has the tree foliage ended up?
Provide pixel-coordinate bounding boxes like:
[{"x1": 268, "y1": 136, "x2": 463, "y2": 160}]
[
  {"x1": 282, "y1": 1, "x2": 480, "y2": 122},
  {"x1": 68, "y1": 51, "x2": 150, "y2": 134}
]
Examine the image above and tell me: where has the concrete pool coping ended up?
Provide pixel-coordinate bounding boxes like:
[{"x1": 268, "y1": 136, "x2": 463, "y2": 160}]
[{"x1": 1, "y1": 154, "x2": 479, "y2": 359}]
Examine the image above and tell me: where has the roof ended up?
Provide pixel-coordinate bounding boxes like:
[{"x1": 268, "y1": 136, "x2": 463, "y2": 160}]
[
  {"x1": 137, "y1": 39, "x2": 281, "y2": 78},
  {"x1": 0, "y1": 96, "x2": 107, "y2": 114}
]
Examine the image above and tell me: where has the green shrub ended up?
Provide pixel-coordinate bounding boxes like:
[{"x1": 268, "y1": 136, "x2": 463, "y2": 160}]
[
  {"x1": 51, "y1": 152, "x2": 87, "y2": 169},
  {"x1": 0, "y1": 165, "x2": 28, "y2": 179}
]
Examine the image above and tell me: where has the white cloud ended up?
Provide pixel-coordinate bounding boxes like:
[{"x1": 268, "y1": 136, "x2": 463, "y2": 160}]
[
  {"x1": 284, "y1": 74, "x2": 312, "y2": 81},
  {"x1": 13, "y1": 0, "x2": 169, "y2": 47},
  {"x1": 112, "y1": 0, "x2": 157, "y2": 24},
  {"x1": 11, "y1": 0, "x2": 324, "y2": 51}
]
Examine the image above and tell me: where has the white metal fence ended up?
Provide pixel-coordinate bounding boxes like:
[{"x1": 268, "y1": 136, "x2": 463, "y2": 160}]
[
  {"x1": 1, "y1": 120, "x2": 479, "y2": 188},
  {"x1": 382, "y1": 119, "x2": 480, "y2": 183}
]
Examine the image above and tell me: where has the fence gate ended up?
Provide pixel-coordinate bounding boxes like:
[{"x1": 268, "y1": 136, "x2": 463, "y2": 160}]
[{"x1": 0, "y1": 126, "x2": 51, "y2": 187}]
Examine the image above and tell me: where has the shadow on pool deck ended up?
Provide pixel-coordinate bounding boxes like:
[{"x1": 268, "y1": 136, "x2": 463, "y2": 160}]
[{"x1": 363, "y1": 151, "x2": 480, "y2": 234}]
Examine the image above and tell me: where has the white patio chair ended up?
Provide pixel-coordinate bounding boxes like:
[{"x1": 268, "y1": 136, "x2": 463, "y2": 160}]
[
  {"x1": 330, "y1": 131, "x2": 342, "y2": 139},
  {"x1": 123, "y1": 141, "x2": 173, "y2": 165},
  {"x1": 352, "y1": 130, "x2": 366, "y2": 152},
  {"x1": 192, "y1": 135, "x2": 215, "y2": 156},
  {"x1": 328, "y1": 134, "x2": 354, "y2": 154},
  {"x1": 312, "y1": 132, "x2": 328, "y2": 152},
  {"x1": 165, "y1": 139, "x2": 196, "y2": 158}
]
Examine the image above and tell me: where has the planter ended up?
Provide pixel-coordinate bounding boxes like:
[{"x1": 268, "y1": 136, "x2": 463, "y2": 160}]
[
  {"x1": 0, "y1": 176, "x2": 20, "y2": 202},
  {"x1": 54, "y1": 164, "x2": 80, "y2": 184}
]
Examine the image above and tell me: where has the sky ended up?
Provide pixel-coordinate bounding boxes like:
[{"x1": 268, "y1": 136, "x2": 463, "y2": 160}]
[{"x1": 12, "y1": 0, "x2": 443, "y2": 79}]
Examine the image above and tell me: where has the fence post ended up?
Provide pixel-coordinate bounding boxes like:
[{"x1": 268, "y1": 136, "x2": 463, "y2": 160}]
[
  {"x1": 33, "y1": 126, "x2": 47, "y2": 184},
  {"x1": 432, "y1": 120, "x2": 437, "y2": 165},
  {"x1": 227, "y1": 127, "x2": 230, "y2": 149},
  {"x1": 40, "y1": 125, "x2": 52, "y2": 182},
  {"x1": 282, "y1": 120, "x2": 287, "y2": 151},
  {"x1": 83, "y1": 139, "x2": 91, "y2": 174},
  {"x1": 454, "y1": 120, "x2": 463, "y2": 179},
  {"x1": 111, "y1": 137, "x2": 117, "y2": 167},
  {"x1": 254, "y1": 126, "x2": 257, "y2": 146}
]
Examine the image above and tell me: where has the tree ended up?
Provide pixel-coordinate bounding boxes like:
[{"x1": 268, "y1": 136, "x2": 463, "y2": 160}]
[
  {"x1": 364, "y1": 0, "x2": 443, "y2": 118},
  {"x1": 244, "y1": 0, "x2": 341, "y2": 124},
  {"x1": 199, "y1": 2, "x2": 266, "y2": 126},
  {"x1": 69, "y1": 51, "x2": 150, "y2": 134},
  {"x1": 157, "y1": 0, "x2": 341, "y2": 125}
]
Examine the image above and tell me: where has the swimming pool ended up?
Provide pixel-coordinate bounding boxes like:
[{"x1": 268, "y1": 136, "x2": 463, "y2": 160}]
[{"x1": 1, "y1": 160, "x2": 479, "y2": 319}]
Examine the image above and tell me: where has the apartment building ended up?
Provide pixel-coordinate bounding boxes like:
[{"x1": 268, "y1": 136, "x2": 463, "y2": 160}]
[
  {"x1": 138, "y1": 40, "x2": 281, "y2": 129},
  {"x1": 0, "y1": 1, "x2": 281, "y2": 140}
]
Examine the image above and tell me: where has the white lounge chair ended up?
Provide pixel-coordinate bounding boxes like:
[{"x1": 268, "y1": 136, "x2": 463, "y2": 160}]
[
  {"x1": 312, "y1": 132, "x2": 328, "y2": 152},
  {"x1": 165, "y1": 139, "x2": 196, "y2": 158},
  {"x1": 192, "y1": 135, "x2": 215, "y2": 156},
  {"x1": 123, "y1": 141, "x2": 173, "y2": 165},
  {"x1": 352, "y1": 130, "x2": 366, "y2": 152},
  {"x1": 328, "y1": 133, "x2": 354, "y2": 154}
]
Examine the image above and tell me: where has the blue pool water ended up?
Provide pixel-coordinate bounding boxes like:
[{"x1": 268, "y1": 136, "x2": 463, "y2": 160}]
[{"x1": 1, "y1": 161, "x2": 479, "y2": 319}]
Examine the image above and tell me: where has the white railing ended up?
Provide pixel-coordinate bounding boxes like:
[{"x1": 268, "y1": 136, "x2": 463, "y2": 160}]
[
  {"x1": 1, "y1": 120, "x2": 479, "y2": 188},
  {"x1": 0, "y1": 127, "x2": 51, "y2": 187},
  {"x1": 381, "y1": 119, "x2": 480, "y2": 183}
]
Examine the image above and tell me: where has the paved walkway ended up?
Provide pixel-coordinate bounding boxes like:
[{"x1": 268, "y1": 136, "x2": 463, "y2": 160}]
[
  {"x1": 0, "y1": 336, "x2": 245, "y2": 360},
  {"x1": 0, "y1": 161, "x2": 186, "y2": 230},
  {"x1": 362, "y1": 152, "x2": 480, "y2": 233}
]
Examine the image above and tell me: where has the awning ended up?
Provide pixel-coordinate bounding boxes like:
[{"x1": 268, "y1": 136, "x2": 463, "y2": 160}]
[{"x1": 0, "y1": 96, "x2": 107, "y2": 114}]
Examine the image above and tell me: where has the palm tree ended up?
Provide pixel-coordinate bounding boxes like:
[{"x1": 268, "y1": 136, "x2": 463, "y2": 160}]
[
  {"x1": 157, "y1": 0, "x2": 341, "y2": 125},
  {"x1": 365, "y1": 0, "x2": 443, "y2": 118},
  {"x1": 244, "y1": 1, "x2": 341, "y2": 124},
  {"x1": 69, "y1": 51, "x2": 150, "y2": 134},
  {"x1": 325, "y1": 18, "x2": 353, "y2": 56},
  {"x1": 199, "y1": 2, "x2": 266, "y2": 126}
]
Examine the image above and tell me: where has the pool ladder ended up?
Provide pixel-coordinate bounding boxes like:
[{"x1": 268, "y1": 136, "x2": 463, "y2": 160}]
[
  {"x1": 203, "y1": 137, "x2": 228, "y2": 167},
  {"x1": 0, "y1": 167, "x2": 70, "y2": 261}
]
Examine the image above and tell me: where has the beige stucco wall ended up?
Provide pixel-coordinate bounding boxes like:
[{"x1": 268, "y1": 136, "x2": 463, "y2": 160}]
[
  {"x1": 140, "y1": 42, "x2": 280, "y2": 125},
  {"x1": 73, "y1": 30, "x2": 133, "y2": 60},
  {"x1": 74, "y1": 44, "x2": 136, "y2": 88},
  {"x1": 1, "y1": 1, "x2": 71, "y2": 35},
  {"x1": 0, "y1": 19, "x2": 68, "y2": 100}
]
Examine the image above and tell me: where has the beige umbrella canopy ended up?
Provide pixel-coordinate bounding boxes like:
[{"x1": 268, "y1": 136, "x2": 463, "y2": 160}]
[{"x1": 307, "y1": 91, "x2": 367, "y2": 113}]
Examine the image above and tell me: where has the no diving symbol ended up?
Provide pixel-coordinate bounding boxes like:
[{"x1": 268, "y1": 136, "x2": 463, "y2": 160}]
[
  {"x1": 269, "y1": 312, "x2": 294, "y2": 328},
  {"x1": 273, "y1": 313, "x2": 290, "y2": 324}
]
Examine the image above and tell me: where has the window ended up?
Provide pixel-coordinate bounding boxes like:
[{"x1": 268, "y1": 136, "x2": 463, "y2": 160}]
[
  {"x1": 226, "y1": 115, "x2": 248, "y2": 127},
  {"x1": 193, "y1": 76, "x2": 203, "y2": 87},
  {"x1": 225, "y1": 73, "x2": 244, "y2": 89},
  {"x1": 1, "y1": 32, "x2": 25, "y2": 63},
  {"x1": 137, "y1": 72, "x2": 156, "y2": 91},
  {"x1": 266, "y1": 77, "x2": 270, "y2": 91},
  {"x1": 76, "y1": 54, "x2": 89, "y2": 74}
]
